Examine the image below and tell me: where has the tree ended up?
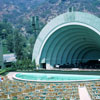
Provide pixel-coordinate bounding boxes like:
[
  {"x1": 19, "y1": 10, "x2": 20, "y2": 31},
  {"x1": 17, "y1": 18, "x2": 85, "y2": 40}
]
[
  {"x1": 14, "y1": 30, "x2": 26, "y2": 59},
  {"x1": 6, "y1": 34, "x2": 14, "y2": 52},
  {"x1": 48, "y1": 0, "x2": 58, "y2": 4},
  {"x1": 0, "y1": 22, "x2": 13, "y2": 38},
  {"x1": 33, "y1": 59, "x2": 36, "y2": 68},
  {"x1": 28, "y1": 35, "x2": 35, "y2": 59},
  {"x1": 0, "y1": 21, "x2": 14, "y2": 54}
]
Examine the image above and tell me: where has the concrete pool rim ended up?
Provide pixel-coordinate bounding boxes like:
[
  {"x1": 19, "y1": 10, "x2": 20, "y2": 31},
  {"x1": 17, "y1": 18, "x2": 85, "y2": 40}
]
[{"x1": 13, "y1": 72, "x2": 100, "y2": 83}]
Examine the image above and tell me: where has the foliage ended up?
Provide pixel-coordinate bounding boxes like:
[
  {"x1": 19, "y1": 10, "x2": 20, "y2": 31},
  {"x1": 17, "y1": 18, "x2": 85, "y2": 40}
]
[
  {"x1": 25, "y1": 20, "x2": 34, "y2": 34},
  {"x1": 61, "y1": 0, "x2": 66, "y2": 2},
  {"x1": 0, "y1": 69, "x2": 6, "y2": 75},
  {"x1": 33, "y1": 59, "x2": 36, "y2": 68},
  {"x1": 0, "y1": 21, "x2": 14, "y2": 54},
  {"x1": 6, "y1": 34, "x2": 14, "y2": 53},
  {"x1": 48, "y1": 0, "x2": 58, "y2": 4},
  {"x1": 28, "y1": 35, "x2": 36, "y2": 59},
  {"x1": 0, "y1": 22, "x2": 13, "y2": 39},
  {"x1": 0, "y1": 0, "x2": 100, "y2": 38},
  {"x1": 14, "y1": 31, "x2": 26, "y2": 59},
  {"x1": 0, "y1": 21, "x2": 37, "y2": 64},
  {"x1": 15, "y1": 59, "x2": 36, "y2": 71},
  {"x1": 0, "y1": 67, "x2": 17, "y2": 75}
]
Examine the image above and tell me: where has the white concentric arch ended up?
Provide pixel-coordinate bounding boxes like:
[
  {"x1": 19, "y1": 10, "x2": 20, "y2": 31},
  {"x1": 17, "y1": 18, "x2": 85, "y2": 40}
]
[{"x1": 36, "y1": 22, "x2": 100, "y2": 64}]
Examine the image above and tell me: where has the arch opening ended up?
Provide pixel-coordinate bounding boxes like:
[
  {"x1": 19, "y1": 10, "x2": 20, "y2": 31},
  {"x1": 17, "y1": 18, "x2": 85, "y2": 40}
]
[
  {"x1": 32, "y1": 12, "x2": 100, "y2": 69},
  {"x1": 39, "y1": 24, "x2": 100, "y2": 68}
]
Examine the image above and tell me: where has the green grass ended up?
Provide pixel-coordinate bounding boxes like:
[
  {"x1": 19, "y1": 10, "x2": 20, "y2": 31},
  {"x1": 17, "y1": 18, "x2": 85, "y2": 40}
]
[
  {"x1": 3, "y1": 46, "x2": 10, "y2": 54},
  {"x1": 1, "y1": 67, "x2": 100, "y2": 76},
  {"x1": 32, "y1": 70, "x2": 100, "y2": 75},
  {"x1": 0, "y1": 67, "x2": 17, "y2": 75},
  {"x1": 12, "y1": 69, "x2": 100, "y2": 75}
]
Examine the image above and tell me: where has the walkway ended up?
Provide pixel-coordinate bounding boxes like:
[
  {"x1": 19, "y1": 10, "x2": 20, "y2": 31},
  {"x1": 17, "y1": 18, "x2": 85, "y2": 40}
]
[
  {"x1": 79, "y1": 85, "x2": 91, "y2": 100},
  {"x1": 7, "y1": 72, "x2": 20, "y2": 80}
]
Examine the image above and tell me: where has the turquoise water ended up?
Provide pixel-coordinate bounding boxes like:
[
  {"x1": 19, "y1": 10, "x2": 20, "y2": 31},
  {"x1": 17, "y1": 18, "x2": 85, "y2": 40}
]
[{"x1": 15, "y1": 73, "x2": 100, "y2": 82}]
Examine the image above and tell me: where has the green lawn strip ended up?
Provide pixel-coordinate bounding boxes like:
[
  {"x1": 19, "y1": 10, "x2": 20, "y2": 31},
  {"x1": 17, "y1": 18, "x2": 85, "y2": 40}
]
[{"x1": 0, "y1": 67, "x2": 17, "y2": 75}]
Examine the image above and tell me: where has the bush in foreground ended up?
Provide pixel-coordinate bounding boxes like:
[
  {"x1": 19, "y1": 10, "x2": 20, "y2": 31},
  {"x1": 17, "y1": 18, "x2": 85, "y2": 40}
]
[{"x1": 0, "y1": 67, "x2": 17, "y2": 75}]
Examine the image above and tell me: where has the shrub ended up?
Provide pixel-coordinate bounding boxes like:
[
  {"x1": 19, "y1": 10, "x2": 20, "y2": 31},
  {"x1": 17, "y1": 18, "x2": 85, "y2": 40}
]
[
  {"x1": 0, "y1": 67, "x2": 17, "y2": 75},
  {"x1": 33, "y1": 59, "x2": 36, "y2": 68}
]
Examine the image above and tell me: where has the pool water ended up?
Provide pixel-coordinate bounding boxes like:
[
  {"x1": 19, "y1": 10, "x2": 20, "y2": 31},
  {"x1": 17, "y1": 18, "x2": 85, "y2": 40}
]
[{"x1": 15, "y1": 73, "x2": 100, "y2": 82}]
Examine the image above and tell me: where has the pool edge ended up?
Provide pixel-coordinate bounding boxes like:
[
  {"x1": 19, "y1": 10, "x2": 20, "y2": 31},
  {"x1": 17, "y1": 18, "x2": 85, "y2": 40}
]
[{"x1": 13, "y1": 73, "x2": 100, "y2": 83}]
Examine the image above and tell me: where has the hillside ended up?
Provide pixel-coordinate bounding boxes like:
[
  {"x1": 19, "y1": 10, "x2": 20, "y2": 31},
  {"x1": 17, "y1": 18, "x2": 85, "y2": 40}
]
[
  {"x1": 0, "y1": 0, "x2": 100, "y2": 61},
  {"x1": 0, "y1": 0, "x2": 100, "y2": 34}
]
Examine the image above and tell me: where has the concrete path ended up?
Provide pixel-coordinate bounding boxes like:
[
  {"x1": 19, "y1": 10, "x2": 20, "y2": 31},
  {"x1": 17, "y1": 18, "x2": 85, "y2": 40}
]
[
  {"x1": 7, "y1": 72, "x2": 20, "y2": 80},
  {"x1": 79, "y1": 86, "x2": 91, "y2": 100}
]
